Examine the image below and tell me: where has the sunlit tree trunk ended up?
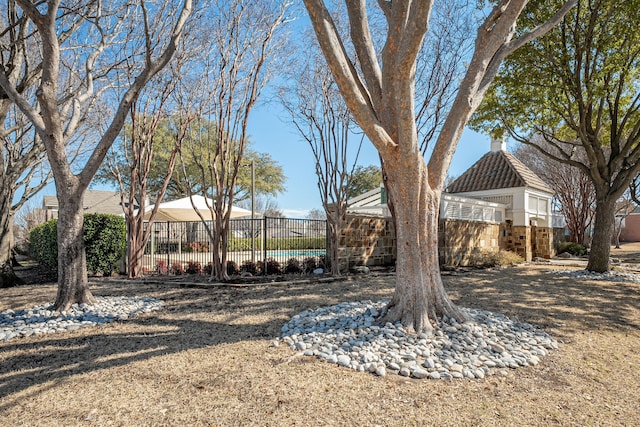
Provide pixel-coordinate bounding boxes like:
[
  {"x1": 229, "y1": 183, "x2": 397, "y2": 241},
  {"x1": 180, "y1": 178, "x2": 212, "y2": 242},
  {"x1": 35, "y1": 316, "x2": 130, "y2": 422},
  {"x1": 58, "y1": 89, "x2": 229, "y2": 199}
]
[
  {"x1": 52, "y1": 189, "x2": 95, "y2": 310},
  {"x1": 380, "y1": 154, "x2": 467, "y2": 331},
  {"x1": 586, "y1": 191, "x2": 616, "y2": 273}
]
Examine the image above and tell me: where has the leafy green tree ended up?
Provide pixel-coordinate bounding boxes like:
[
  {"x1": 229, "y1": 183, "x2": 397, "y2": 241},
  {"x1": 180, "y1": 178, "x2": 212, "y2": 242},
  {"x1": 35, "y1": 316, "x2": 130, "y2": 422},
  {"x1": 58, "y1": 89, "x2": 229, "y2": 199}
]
[
  {"x1": 346, "y1": 165, "x2": 382, "y2": 199},
  {"x1": 472, "y1": 0, "x2": 640, "y2": 272},
  {"x1": 97, "y1": 118, "x2": 285, "y2": 202}
]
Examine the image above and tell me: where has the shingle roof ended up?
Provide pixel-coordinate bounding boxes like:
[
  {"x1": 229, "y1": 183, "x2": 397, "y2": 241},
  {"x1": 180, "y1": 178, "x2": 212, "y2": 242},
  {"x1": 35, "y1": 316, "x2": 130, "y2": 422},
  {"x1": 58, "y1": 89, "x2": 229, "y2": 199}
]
[
  {"x1": 43, "y1": 190, "x2": 124, "y2": 215},
  {"x1": 447, "y1": 150, "x2": 553, "y2": 194}
]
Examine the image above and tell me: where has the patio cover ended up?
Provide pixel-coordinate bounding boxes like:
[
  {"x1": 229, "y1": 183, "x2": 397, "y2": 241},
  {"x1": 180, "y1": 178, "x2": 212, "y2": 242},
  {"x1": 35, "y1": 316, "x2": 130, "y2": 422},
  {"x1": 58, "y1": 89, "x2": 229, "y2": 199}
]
[{"x1": 142, "y1": 195, "x2": 252, "y2": 222}]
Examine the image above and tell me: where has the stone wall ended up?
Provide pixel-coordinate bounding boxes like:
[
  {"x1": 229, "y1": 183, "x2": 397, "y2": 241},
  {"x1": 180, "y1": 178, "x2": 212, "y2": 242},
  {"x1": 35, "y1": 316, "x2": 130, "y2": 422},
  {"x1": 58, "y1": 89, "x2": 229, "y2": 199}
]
[
  {"x1": 532, "y1": 226, "x2": 555, "y2": 259},
  {"x1": 438, "y1": 219, "x2": 501, "y2": 266},
  {"x1": 501, "y1": 222, "x2": 532, "y2": 261},
  {"x1": 337, "y1": 215, "x2": 395, "y2": 269},
  {"x1": 337, "y1": 214, "x2": 561, "y2": 268}
]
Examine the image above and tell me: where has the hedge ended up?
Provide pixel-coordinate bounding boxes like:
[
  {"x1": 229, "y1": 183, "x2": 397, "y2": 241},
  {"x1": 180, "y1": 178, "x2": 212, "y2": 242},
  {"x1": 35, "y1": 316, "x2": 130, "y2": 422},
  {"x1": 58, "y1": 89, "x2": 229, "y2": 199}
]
[{"x1": 30, "y1": 214, "x2": 126, "y2": 275}]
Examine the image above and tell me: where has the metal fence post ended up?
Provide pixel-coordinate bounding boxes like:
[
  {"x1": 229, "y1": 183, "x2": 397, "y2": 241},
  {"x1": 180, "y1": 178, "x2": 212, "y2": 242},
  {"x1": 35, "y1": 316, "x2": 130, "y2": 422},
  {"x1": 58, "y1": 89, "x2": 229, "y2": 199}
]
[{"x1": 263, "y1": 216, "x2": 268, "y2": 274}]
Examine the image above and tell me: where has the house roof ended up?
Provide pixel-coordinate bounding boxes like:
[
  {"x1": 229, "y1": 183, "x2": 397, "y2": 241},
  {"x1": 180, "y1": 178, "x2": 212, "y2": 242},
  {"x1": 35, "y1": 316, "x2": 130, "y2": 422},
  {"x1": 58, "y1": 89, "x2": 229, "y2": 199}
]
[
  {"x1": 43, "y1": 190, "x2": 124, "y2": 216},
  {"x1": 447, "y1": 150, "x2": 553, "y2": 194}
]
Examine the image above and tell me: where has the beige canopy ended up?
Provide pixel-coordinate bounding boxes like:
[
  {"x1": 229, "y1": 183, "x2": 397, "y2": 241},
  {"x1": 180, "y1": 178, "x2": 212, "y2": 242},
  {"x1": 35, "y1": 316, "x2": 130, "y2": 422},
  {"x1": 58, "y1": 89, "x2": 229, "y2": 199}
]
[{"x1": 142, "y1": 195, "x2": 252, "y2": 222}]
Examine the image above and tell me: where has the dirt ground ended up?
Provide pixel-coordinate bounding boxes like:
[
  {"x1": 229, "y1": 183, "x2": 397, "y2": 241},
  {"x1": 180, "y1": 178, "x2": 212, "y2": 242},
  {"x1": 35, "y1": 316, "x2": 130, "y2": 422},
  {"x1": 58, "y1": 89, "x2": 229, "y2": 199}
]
[{"x1": 1, "y1": 244, "x2": 640, "y2": 426}]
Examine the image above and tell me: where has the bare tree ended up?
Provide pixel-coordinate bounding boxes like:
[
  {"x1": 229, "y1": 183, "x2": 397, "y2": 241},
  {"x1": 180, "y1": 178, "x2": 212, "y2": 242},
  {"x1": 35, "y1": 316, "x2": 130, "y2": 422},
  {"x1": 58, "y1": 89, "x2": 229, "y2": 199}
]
[
  {"x1": 307, "y1": 208, "x2": 327, "y2": 220},
  {"x1": 303, "y1": 0, "x2": 576, "y2": 333},
  {"x1": 613, "y1": 194, "x2": 634, "y2": 249},
  {"x1": 280, "y1": 42, "x2": 357, "y2": 276},
  {"x1": 238, "y1": 195, "x2": 282, "y2": 217},
  {"x1": 0, "y1": 2, "x2": 52, "y2": 287},
  {"x1": 0, "y1": 0, "x2": 193, "y2": 309},
  {"x1": 514, "y1": 141, "x2": 595, "y2": 246},
  {"x1": 180, "y1": 0, "x2": 292, "y2": 280},
  {"x1": 103, "y1": 60, "x2": 198, "y2": 278},
  {"x1": 414, "y1": 1, "x2": 475, "y2": 156}
]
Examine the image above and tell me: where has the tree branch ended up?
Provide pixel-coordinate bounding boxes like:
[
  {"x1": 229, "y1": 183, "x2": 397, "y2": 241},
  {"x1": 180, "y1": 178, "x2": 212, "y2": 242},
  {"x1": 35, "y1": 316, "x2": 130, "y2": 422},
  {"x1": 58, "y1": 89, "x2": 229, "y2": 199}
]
[{"x1": 303, "y1": 0, "x2": 396, "y2": 152}]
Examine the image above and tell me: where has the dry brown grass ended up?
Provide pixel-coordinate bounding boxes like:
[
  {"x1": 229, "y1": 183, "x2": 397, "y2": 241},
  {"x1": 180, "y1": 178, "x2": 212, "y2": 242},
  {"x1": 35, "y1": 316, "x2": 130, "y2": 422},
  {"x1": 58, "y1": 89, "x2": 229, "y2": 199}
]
[{"x1": 1, "y1": 262, "x2": 640, "y2": 426}]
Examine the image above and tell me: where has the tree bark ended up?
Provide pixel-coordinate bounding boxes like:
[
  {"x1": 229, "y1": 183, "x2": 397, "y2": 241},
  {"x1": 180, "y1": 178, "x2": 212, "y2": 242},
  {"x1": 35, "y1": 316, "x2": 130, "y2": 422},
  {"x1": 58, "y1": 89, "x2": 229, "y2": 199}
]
[
  {"x1": 127, "y1": 216, "x2": 145, "y2": 279},
  {"x1": 378, "y1": 154, "x2": 468, "y2": 333},
  {"x1": 0, "y1": 204, "x2": 24, "y2": 288},
  {"x1": 327, "y1": 203, "x2": 344, "y2": 276},
  {"x1": 586, "y1": 193, "x2": 616, "y2": 273},
  {"x1": 0, "y1": 184, "x2": 25, "y2": 287},
  {"x1": 52, "y1": 190, "x2": 96, "y2": 311}
]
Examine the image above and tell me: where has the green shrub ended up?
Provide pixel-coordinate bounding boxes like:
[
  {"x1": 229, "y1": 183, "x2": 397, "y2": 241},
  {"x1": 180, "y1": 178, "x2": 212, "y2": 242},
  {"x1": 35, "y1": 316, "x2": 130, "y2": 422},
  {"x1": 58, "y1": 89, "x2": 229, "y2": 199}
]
[
  {"x1": 29, "y1": 214, "x2": 126, "y2": 275},
  {"x1": 227, "y1": 237, "x2": 326, "y2": 251},
  {"x1": 83, "y1": 214, "x2": 126, "y2": 275},
  {"x1": 557, "y1": 242, "x2": 587, "y2": 256},
  {"x1": 29, "y1": 220, "x2": 58, "y2": 269}
]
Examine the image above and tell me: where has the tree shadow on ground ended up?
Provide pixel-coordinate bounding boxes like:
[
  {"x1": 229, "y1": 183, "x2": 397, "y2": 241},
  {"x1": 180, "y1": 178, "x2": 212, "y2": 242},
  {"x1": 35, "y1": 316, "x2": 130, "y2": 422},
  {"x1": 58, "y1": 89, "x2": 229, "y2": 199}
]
[
  {"x1": 0, "y1": 276, "x2": 395, "y2": 403},
  {"x1": 2, "y1": 266, "x2": 639, "y2": 405},
  {"x1": 0, "y1": 315, "x2": 284, "y2": 403},
  {"x1": 445, "y1": 266, "x2": 640, "y2": 340}
]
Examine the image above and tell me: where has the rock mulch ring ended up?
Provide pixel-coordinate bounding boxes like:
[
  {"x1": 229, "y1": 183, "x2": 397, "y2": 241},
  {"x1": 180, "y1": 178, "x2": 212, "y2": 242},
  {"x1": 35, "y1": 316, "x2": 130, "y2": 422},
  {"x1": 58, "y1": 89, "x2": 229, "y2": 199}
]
[
  {"x1": 552, "y1": 269, "x2": 640, "y2": 283},
  {"x1": 0, "y1": 296, "x2": 163, "y2": 341},
  {"x1": 278, "y1": 300, "x2": 557, "y2": 380}
]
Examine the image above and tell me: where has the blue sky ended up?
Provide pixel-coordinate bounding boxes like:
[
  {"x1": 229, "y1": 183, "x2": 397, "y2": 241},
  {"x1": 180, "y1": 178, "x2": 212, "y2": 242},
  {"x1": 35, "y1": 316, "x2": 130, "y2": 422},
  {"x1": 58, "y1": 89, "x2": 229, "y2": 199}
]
[{"x1": 246, "y1": 98, "x2": 500, "y2": 218}]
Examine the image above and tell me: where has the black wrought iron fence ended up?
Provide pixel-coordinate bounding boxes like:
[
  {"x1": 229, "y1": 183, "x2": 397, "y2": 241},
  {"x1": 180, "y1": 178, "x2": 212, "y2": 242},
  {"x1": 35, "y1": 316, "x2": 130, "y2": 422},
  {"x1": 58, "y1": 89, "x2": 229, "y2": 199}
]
[{"x1": 143, "y1": 217, "x2": 327, "y2": 274}]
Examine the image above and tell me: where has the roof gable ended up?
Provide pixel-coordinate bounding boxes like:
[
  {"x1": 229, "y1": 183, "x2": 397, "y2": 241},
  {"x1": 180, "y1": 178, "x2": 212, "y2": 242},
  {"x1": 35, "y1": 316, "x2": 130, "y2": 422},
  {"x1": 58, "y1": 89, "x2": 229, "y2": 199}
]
[{"x1": 447, "y1": 150, "x2": 553, "y2": 194}]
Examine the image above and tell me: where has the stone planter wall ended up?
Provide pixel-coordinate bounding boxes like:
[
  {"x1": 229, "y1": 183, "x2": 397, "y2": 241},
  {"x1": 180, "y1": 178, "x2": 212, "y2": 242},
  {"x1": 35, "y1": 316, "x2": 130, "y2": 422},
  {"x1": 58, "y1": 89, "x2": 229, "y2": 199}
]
[
  {"x1": 337, "y1": 215, "x2": 561, "y2": 268},
  {"x1": 438, "y1": 219, "x2": 501, "y2": 266},
  {"x1": 337, "y1": 215, "x2": 396, "y2": 269}
]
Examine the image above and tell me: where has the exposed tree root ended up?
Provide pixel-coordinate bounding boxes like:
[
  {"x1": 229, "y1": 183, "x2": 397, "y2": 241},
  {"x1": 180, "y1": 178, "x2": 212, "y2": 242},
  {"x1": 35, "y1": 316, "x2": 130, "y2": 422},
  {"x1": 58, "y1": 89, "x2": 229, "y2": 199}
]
[{"x1": 375, "y1": 296, "x2": 471, "y2": 336}]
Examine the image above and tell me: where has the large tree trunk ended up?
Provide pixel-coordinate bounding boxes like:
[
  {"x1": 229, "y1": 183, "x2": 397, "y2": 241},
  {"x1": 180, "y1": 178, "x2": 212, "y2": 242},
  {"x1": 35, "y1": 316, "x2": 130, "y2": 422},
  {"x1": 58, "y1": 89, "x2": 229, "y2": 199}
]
[
  {"x1": 0, "y1": 193, "x2": 14, "y2": 267},
  {"x1": 378, "y1": 156, "x2": 468, "y2": 334},
  {"x1": 586, "y1": 194, "x2": 616, "y2": 273},
  {"x1": 52, "y1": 191, "x2": 96, "y2": 311},
  {"x1": 0, "y1": 188, "x2": 24, "y2": 288}
]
